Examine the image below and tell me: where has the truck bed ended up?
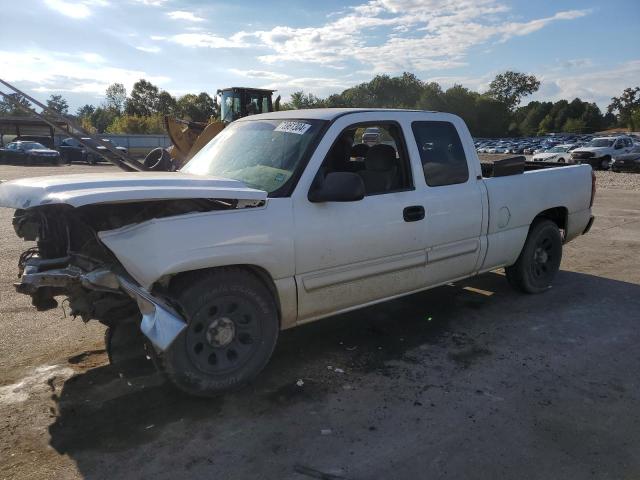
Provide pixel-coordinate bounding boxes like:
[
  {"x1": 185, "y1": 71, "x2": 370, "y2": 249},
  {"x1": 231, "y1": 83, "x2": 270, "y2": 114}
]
[{"x1": 480, "y1": 156, "x2": 578, "y2": 178}]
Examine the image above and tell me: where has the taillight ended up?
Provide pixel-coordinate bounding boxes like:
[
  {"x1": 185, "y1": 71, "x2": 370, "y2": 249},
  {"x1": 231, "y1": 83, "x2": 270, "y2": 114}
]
[{"x1": 590, "y1": 170, "x2": 596, "y2": 207}]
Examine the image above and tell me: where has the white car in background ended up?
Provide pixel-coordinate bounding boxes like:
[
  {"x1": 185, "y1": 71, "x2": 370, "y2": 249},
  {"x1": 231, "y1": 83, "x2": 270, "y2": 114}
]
[{"x1": 532, "y1": 144, "x2": 575, "y2": 163}]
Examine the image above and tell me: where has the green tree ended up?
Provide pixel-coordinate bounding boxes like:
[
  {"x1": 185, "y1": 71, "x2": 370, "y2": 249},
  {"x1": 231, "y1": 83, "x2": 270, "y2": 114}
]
[
  {"x1": 105, "y1": 83, "x2": 127, "y2": 114},
  {"x1": 46, "y1": 94, "x2": 69, "y2": 114},
  {"x1": 331, "y1": 72, "x2": 426, "y2": 108},
  {"x1": 580, "y1": 103, "x2": 604, "y2": 132},
  {"x1": 474, "y1": 96, "x2": 510, "y2": 137},
  {"x1": 125, "y1": 79, "x2": 160, "y2": 116},
  {"x1": 562, "y1": 118, "x2": 587, "y2": 133},
  {"x1": 487, "y1": 71, "x2": 541, "y2": 110},
  {"x1": 176, "y1": 92, "x2": 215, "y2": 121},
  {"x1": 607, "y1": 87, "x2": 640, "y2": 129},
  {"x1": 283, "y1": 91, "x2": 325, "y2": 109},
  {"x1": 90, "y1": 106, "x2": 118, "y2": 133},
  {"x1": 441, "y1": 85, "x2": 480, "y2": 133},
  {"x1": 107, "y1": 114, "x2": 165, "y2": 134},
  {"x1": 0, "y1": 93, "x2": 31, "y2": 116},
  {"x1": 416, "y1": 82, "x2": 447, "y2": 111},
  {"x1": 157, "y1": 90, "x2": 177, "y2": 115},
  {"x1": 76, "y1": 104, "x2": 95, "y2": 118},
  {"x1": 517, "y1": 101, "x2": 552, "y2": 136},
  {"x1": 538, "y1": 114, "x2": 554, "y2": 135},
  {"x1": 567, "y1": 97, "x2": 586, "y2": 119}
]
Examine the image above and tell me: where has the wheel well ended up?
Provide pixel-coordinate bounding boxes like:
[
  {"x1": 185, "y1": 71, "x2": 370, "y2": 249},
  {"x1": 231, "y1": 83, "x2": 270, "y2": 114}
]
[
  {"x1": 163, "y1": 265, "x2": 282, "y2": 321},
  {"x1": 533, "y1": 207, "x2": 567, "y2": 237}
]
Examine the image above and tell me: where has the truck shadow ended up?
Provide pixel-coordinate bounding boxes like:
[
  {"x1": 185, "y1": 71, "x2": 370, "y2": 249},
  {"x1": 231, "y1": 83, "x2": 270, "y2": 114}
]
[{"x1": 47, "y1": 269, "x2": 640, "y2": 472}]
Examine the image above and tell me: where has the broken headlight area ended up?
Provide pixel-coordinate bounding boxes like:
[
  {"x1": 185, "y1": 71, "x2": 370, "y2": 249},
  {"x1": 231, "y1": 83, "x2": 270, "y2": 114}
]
[{"x1": 10, "y1": 199, "x2": 237, "y2": 350}]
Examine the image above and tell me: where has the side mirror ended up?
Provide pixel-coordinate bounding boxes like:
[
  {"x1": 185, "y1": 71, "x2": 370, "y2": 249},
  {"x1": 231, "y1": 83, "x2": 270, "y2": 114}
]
[{"x1": 308, "y1": 172, "x2": 365, "y2": 203}]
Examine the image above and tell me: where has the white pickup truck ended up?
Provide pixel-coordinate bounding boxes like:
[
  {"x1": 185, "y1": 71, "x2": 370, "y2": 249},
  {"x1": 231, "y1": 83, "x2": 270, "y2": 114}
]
[
  {"x1": 0, "y1": 109, "x2": 595, "y2": 395},
  {"x1": 570, "y1": 135, "x2": 636, "y2": 170}
]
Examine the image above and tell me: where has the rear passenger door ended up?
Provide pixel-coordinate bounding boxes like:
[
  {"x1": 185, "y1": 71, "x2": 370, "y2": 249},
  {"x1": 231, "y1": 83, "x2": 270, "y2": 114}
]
[{"x1": 406, "y1": 117, "x2": 486, "y2": 285}]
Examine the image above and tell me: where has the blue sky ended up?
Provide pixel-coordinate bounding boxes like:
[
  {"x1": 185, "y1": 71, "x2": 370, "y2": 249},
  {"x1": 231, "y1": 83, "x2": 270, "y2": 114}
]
[{"x1": 1, "y1": 0, "x2": 638, "y2": 112}]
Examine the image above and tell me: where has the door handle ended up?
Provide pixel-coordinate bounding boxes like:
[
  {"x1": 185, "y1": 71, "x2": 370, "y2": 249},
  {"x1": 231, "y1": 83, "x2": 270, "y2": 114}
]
[{"x1": 403, "y1": 205, "x2": 425, "y2": 222}]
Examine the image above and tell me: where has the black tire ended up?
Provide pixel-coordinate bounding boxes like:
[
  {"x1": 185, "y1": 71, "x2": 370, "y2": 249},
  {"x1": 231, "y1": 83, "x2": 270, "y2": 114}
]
[
  {"x1": 506, "y1": 219, "x2": 562, "y2": 294},
  {"x1": 105, "y1": 319, "x2": 147, "y2": 366},
  {"x1": 558, "y1": 158, "x2": 565, "y2": 163},
  {"x1": 143, "y1": 148, "x2": 173, "y2": 171},
  {"x1": 160, "y1": 268, "x2": 279, "y2": 396},
  {"x1": 600, "y1": 156, "x2": 611, "y2": 170}
]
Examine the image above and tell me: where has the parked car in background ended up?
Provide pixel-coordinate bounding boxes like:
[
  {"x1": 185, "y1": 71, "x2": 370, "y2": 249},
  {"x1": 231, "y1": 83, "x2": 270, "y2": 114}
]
[
  {"x1": 532, "y1": 144, "x2": 576, "y2": 163},
  {"x1": 571, "y1": 135, "x2": 634, "y2": 170},
  {"x1": 611, "y1": 144, "x2": 640, "y2": 173},
  {"x1": 509, "y1": 144, "x2": 530, "y2": 154},
  {"x1": 0, "y1": 141, "x2": 61, "y2": 165},
  {"x1": 14, "y1": 135, "x2": 55, "y2": 149},
  {"x1": 361, "y1": 127, "x2": 381, "y2": 146},
  {"x1": 58, "y1": 137, "x2": 128, "y2": 164}
]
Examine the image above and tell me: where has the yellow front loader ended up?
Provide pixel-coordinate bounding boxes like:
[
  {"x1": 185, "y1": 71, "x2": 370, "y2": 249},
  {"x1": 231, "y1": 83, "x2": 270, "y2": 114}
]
[{"x1": 147, "y1": 87, "x2": 280, "y2": 171}]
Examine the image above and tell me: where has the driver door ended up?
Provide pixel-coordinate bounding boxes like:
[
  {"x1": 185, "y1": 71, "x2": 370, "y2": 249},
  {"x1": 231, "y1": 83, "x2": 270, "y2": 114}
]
[{"x1": 292, "y1": 119, "x2": 427, "y2": 322}]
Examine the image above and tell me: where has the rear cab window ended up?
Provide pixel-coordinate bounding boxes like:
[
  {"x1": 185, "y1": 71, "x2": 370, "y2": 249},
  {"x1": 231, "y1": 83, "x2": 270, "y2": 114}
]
[{"x1": 411, "y1": 121, "x2": 469, "y2": 187}]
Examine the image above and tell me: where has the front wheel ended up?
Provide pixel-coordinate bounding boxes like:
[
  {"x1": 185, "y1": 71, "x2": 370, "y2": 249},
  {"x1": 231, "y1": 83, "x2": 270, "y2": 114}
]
[
  {"x1": 160, "y1": 268, "x2": 279, "y2": 396},
  {"x1": 506, "y1": 219, "x2": 562, "y2": 294},
  {"x1": 600, "y1": 156, "x2": 611, "y2": 170}
]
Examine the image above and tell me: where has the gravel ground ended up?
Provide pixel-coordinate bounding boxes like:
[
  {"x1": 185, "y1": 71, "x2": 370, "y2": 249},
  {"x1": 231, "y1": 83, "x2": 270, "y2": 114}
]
[
  {"x1": 1, "y1": 163, "x2": 639, "y2": 480},
  {"x1": 594, "y1": 170, "x2": 640, "y2": 190}
]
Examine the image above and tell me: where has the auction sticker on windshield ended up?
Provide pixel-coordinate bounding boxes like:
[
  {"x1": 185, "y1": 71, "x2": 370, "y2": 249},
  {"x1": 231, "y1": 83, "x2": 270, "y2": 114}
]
[{"x1": 274, "y1": 121, "x2": 312, "y2": 135}]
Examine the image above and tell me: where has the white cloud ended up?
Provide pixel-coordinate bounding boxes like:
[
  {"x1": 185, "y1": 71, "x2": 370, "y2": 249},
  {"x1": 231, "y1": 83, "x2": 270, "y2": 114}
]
[
  {"x1": 232, "y1": 0, "x2": 592, "y2": 73},
  {"x1": 533, "y1": 60, "x2": 640, "y2": 109},
  {"x1": 229, "y1": 69, "x2": 291, "y2": 81},
  {"x1": 131, "y1": 0, "x2": 167, "y2": 5},
  {"x1": 557, "y1": 58, "x2": 594, "y2": 69},
  {"x1": 0, "y1": 50, "x2": 169, "y2": 96},
  {"x1": 43, "y1": 0, "x2": 92, "y2": 18},
  {"x1": 167, "y1": 10, "x2": 206, "y2": 22},
  {"x1": 136, "y1": 46, "x2": 162, "y2": 53},
  {"x1": 168, "y1": 32, "x2": 249, "y2": 49}
]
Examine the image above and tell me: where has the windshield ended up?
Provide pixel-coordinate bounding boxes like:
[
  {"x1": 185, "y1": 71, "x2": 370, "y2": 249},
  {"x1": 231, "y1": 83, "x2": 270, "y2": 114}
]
[
  {"x1": 182, "y1": 119, "x2": 326, "y2": 194},
  {"x1": 23, "y1": 142, "x2": 46, "y2": 150},
  {"x1": 586, "y1": 139, "x2": 613, "y2": 147},
  {"x1": 548, "y1": 146, "x2": 568, "y2": 153}
]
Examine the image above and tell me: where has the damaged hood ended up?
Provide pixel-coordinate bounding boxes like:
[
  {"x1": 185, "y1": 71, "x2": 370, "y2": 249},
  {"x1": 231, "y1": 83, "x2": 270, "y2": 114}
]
[{"x1": 0, "y1": 172, "x2": 267, "y2": 209}]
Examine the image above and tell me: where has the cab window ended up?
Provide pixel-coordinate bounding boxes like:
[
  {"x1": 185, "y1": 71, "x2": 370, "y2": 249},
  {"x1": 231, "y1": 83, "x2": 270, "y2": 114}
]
[
  {"x1": 320, "y1": 123, "x2": 413, "y2": 195},
  {"x1": 411, "y1": 121, "x2": 469, "y2": 187}
]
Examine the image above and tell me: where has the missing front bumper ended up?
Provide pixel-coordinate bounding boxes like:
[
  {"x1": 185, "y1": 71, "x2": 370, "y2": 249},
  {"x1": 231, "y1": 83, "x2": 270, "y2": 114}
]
[{"x1": 15, "y1": 260, "x2": 186, "y2": 351}]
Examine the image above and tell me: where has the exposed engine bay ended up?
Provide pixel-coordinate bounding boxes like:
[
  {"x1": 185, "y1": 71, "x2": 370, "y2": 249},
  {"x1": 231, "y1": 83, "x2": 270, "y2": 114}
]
[{"x1": 12, "y1": 198, "x2": 247, "y2": 350}]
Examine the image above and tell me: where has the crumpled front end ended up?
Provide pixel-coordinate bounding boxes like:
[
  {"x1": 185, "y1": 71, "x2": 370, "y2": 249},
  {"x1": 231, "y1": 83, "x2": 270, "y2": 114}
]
[
  {"x1": 16, "y1": 259, "x2": 186, "y2": 350},
  {"x1": 8, "y1": 198, "x2": 254, "y2": 351}
]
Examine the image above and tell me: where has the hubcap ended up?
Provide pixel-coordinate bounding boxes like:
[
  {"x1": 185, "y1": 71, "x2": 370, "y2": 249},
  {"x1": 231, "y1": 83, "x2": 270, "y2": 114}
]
[
  {"x1": 532, "y1": 236, "x2": 553, "y2": 279},
  {"x1": 185, "y1": 296, "x2": 261, "y2": 375},
  {"x1": 205, "y1": 317, "x2": 235, "y2": 347}
]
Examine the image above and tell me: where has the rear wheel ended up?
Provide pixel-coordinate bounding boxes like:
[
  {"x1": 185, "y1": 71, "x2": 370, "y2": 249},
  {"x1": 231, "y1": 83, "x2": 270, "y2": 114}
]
[
  {"x1": 160, "y1": 268, "x2": 279, "y2": 396},
  {"x1": 506, "y1": 219, "x2": 562, "y2": 294},
  {"x1": 600, "y1": 156, "x2": 611, "y2": 170}
]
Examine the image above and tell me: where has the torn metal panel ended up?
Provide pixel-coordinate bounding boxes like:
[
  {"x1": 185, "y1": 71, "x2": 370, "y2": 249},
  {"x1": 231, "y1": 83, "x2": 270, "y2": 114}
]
[{"x1": 15, "y1": 261, "x2": 187, "y2": 351}]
